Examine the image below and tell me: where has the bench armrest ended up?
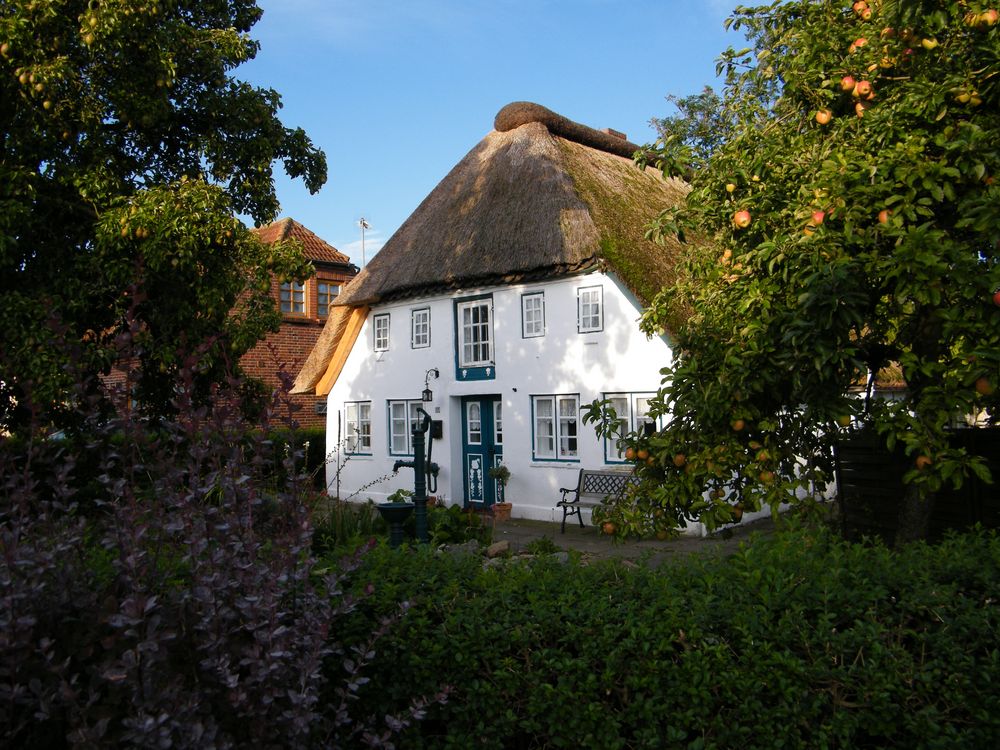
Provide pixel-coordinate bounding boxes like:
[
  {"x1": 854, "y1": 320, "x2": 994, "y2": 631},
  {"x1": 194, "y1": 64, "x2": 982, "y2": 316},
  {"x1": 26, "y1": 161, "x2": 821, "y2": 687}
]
[{"x1": 558, "y1": 487, "x2": 578, "y2": 504}]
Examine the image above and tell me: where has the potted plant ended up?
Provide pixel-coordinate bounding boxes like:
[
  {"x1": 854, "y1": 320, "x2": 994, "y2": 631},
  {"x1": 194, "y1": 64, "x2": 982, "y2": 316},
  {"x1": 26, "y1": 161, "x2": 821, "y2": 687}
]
[{"x1": 488, "y1": 463, "x2": 512, "y2": 522}]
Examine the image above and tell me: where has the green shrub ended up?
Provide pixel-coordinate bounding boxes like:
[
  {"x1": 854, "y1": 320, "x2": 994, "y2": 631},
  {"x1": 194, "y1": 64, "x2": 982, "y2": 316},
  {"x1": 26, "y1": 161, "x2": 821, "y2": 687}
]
[
  {"x1": 267, "y1": 427, "x2": 327, "y2": 488},
  {"x1": 523, "y1": 535, "x2": 562, "y2": 555},
  {"x1": 311, "y1": 499, "x2": 384, "y2": 556},
  {"x1": 428, "y1": 504, "x2": 492, "y2": 547},
  {"x1": 332, "y1": 526, "x2": 1000, "y2": 749}
]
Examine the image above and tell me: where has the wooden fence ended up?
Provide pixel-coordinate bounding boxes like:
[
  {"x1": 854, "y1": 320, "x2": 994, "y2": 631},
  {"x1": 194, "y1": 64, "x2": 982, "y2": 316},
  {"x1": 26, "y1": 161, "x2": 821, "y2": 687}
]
[{"x1": 834, "y1": 429, "x2": 1000, "y2": 544}]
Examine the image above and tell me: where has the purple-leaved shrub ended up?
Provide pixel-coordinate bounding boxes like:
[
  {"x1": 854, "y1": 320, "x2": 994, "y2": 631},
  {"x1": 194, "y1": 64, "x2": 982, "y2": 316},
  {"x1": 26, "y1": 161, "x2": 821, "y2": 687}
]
[{"x1": 1, "y1": 336, "x2": 445, "y2": 748}]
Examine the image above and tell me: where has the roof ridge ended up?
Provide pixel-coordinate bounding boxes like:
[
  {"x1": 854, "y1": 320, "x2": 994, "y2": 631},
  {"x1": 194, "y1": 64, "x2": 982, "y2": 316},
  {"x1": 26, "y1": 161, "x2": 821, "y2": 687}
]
[
  {"x1": 252, "y1": 217, "x2": 352, "y2": 266},
  {"x1": 494, "y1": 101, "x2": 641, "y2": 160}
]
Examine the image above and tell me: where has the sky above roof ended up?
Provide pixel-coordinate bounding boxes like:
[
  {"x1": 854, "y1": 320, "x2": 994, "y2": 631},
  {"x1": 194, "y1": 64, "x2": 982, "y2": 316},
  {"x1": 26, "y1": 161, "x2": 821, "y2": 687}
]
[{"x1": 241, "y1": 0, "x2": 745, "y2": 266}]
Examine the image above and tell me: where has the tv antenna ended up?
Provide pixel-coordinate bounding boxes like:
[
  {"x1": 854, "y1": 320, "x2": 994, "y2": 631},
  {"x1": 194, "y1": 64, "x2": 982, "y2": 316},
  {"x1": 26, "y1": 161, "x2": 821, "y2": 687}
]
[{"x1": 358, "y1": 217, "x2": 371, "y2": 268}]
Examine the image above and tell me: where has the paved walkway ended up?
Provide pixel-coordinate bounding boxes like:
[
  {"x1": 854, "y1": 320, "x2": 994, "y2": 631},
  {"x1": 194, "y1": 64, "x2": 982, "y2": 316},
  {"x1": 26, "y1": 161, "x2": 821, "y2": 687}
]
[{"x1": 488, "y1": 514, "x2": 777, "y2": 565}]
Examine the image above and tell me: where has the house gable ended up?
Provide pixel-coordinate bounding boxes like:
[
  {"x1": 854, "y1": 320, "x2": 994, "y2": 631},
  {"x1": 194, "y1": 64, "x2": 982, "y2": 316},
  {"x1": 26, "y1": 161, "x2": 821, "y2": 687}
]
[{"x1": 244, "y1": 218, "x2": 357, "y2": 428}]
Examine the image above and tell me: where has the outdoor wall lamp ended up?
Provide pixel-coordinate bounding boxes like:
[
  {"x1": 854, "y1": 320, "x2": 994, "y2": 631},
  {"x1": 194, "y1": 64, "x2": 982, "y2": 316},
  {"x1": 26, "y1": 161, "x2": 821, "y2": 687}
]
[{"x1": 422, "y1": 367, "x2": 440, "y2": 402}]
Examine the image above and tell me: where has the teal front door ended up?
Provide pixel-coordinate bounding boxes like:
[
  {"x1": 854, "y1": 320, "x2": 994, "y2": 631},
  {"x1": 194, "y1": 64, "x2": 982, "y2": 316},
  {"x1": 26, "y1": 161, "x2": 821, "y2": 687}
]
[{"x1": 461, "y1": 396, "x2": 503, "y2": 508}]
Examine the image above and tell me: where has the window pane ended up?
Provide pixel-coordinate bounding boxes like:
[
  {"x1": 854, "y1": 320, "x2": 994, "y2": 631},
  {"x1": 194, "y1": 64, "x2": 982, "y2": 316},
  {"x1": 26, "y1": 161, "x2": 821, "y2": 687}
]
[
  {"x1": 346, "y1": 401, "x2": 371, "y2": 453},
  {"x1": 345, "y1": 403, "x2": 358, "y2": 452},
  {"x1": 374, "y1": 315, "x2": 389, "y2": 351},
  {"x1": 635, "y1": 395, "x2": 655, "y2": 434},
  {"x1": 579, "y1": 287, "x2": 602, "y2": 331},
  {"x1": 522, "y1": 294, "x2": 544, "y2": 337},
  {"x1": 390, "y1": 402, "x2": 408, "y2": 454},
  {"x1": 412, "y1": 309, "x2": 430, "y2": 348},
  {"x1": 494, "y1": 401, "x2": 503, "y2": 445},
  {"x1": 558, "y1": 396, "x2": 579, "y2": 458},
  {"x1": 318, "y1": 283, "x2": 340, "y2": 318},
  {"x1": 533, "y1": 397, "x2": 554, "y2": 458},
  {"x1": 459, "y1": 300, "x2": 492, "y2": 366},
  {"x1": 607, "y1": 395, "x2": 629, "y2": 460},
  {"x1": 467, "y1": 402, "x2": 482, "y2": 444},
  {"x1": 409, "y1": 402, "x2": 422, "y2": 448},
  {"x1": 280, "y1": 281, "x2": 305, "y2": 314},
  {"x1": 359, "y1": 403, "x2": 371, "y2": 450}
]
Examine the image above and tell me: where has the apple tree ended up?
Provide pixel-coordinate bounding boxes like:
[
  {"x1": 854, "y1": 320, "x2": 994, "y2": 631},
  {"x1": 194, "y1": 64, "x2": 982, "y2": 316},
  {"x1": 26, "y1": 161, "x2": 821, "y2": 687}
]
[
  {"x1": 0, "y1": 0, "x2": 324, "y2": 429},
  {"x1": 590, "y1": 0, "x2": 1000, "y2": 538}
]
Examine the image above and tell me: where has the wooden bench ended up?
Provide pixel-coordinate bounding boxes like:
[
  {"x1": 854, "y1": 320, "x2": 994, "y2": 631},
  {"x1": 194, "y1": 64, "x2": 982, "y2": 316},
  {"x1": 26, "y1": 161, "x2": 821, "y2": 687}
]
[{"x1": 557, "y1": 468, "x2": 638, "y2": 533}]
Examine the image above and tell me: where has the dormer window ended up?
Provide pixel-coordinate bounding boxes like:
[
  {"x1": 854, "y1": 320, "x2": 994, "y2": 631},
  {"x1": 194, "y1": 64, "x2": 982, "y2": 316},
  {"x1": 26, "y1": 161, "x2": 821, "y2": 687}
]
[
  {"x1": 280, "y1": 281, "x2": 305, "y2": 315},
  {"x1": 317, "y1": 282, "x2": 340, "y2": 318}
]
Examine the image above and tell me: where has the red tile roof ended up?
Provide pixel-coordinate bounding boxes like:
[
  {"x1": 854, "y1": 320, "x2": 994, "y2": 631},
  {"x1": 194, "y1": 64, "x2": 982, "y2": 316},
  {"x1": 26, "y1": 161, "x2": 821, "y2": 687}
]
[{"x1": 252, "y1": 218, "x2": 351, "y2": 265}]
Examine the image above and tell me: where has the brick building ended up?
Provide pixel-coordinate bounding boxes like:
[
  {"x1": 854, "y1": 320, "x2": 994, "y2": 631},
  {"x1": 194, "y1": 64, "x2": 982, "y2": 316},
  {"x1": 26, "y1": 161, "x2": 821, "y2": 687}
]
[{"x1": 244, "y1": 218, "x2": 358, "y2": 430}]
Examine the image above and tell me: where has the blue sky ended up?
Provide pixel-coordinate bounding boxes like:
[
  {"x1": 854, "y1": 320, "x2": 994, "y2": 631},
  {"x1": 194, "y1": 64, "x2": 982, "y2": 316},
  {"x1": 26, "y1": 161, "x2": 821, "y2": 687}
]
[{"x1": 241, "y1": 0, "x2": 745, "y2": 265}]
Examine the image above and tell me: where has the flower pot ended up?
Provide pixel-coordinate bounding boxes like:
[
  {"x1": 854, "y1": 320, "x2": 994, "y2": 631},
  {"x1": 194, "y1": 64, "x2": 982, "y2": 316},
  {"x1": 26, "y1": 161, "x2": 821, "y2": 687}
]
[{"x1": 492, "y1": 502, "x2": 512, "y2": 522}]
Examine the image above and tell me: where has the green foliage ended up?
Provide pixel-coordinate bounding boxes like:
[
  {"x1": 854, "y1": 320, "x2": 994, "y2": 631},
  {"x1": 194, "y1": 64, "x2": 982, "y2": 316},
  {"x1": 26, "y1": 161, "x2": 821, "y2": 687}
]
[
  {"x1": 487, "y1": 462, "x2": 511, "y2": 486},
  {"x1": 387, "y1": 488, "x2": 415, "y2": 503},
  {"x1": 614, "y1": 0, "x2": 1000, "y2": 534},
  {"x1": 523, "y1": 535, "x2": 562, "y2": 555},
  {"x1": 649, "y1": 85, "x2": 734, "y2": 174},
  {"x1": 335, "y1": 526, "x2": 1000, "y2": 748},
  {"x1": 269, "y1": 426, "x2": 328, "y2": 488},
  {"x1": 427, "y1": 504, "x2": 492, "y2": 547},
  {"x1": 0, "y1": 0, "x2": 325, "y2": 428},
  {"x1": 1, "y1": 355, "x2": 437, "y2": 747},
  {"x1": 311, "y1": 499, "x2": 384, "y2": 557}
]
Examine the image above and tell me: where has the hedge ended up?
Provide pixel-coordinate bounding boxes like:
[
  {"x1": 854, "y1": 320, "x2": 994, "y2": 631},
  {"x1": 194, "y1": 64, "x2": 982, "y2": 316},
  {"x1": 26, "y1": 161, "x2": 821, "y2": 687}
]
[{"x1": 333, "y1": 526, "x2": 1000, "y2": 749}]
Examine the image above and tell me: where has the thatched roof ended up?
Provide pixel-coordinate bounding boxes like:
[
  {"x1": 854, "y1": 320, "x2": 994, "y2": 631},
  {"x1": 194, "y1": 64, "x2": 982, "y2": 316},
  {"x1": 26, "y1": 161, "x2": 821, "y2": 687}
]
[
  {"x1": 293, "y1": 303, "x2": 364, "y2": 395},
  {"x1": 294, "y1": 102, "x2": 689, "y2": 395},
  {"x1": 334, "y1": 102, "x2": 688, "y2": 309}
]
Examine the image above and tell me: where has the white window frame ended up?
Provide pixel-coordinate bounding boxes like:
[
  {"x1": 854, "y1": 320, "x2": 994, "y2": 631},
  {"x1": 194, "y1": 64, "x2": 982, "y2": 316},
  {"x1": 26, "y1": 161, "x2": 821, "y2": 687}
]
[
  {"x1": 344, "y1": 401, "x2": 371, "y2": 455},
  {"x1": 457, "y1": 298, "x2": 493, "y2": 368},
  {"x1": 521, "y1": 292, "x2": 545, "y2": 338},
  {"x1": 602, "y1": 392, "x2": 658, "y2": 462},
  {"x1": 388, "y1": 399, "x2": 423, "y2": 455},
  {"x1": 577, "y1": 285, "x2": 603, "y2": 333},
  {"x1": 317, "y1": 282, "x2": 340, "y2": 318},
  {"x1": 280, "y1": 280, "x2": 305, "y2": 315},
  {"x1": 373, "y1": 313, "x2": 390, "y2": 352},
  {"x1": 532, "y1": 394, "x2": 580, "y2": 461},
  {"x1": 411, "y1": 307, "x2": 430, "y2": 349}
]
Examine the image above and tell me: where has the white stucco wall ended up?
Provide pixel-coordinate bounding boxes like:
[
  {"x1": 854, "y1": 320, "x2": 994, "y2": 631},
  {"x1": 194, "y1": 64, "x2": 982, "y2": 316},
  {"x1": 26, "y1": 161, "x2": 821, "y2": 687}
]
[{"x1": 324, "y1": 270, "x2": 764, "y2": 534}]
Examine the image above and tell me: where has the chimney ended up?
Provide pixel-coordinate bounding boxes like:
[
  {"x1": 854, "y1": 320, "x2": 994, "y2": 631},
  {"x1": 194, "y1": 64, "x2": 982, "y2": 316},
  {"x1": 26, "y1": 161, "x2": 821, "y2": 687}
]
[{"x1": 602, "y1": 127, "x2": 627, "y2": 141}]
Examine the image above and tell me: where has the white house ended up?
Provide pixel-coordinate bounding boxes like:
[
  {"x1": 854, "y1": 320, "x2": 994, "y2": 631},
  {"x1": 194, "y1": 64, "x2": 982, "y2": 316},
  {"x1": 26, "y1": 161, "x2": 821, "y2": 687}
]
[{"x1": 294, "y1": 102, "x2": 711, "y2": 526}]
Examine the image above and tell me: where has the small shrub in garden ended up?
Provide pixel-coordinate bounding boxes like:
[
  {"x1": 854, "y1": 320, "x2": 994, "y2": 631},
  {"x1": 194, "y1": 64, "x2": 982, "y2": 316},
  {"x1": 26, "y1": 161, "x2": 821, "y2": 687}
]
[
  {"x1": 311, "y1": 499, "x2": 385, "y2": 556},
  {"x1": 523, "y1": 535, "x2": 561, "y2": 555},
  {"x1": 428, "y1": 504, "x2": 492, "y2": 546}
]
